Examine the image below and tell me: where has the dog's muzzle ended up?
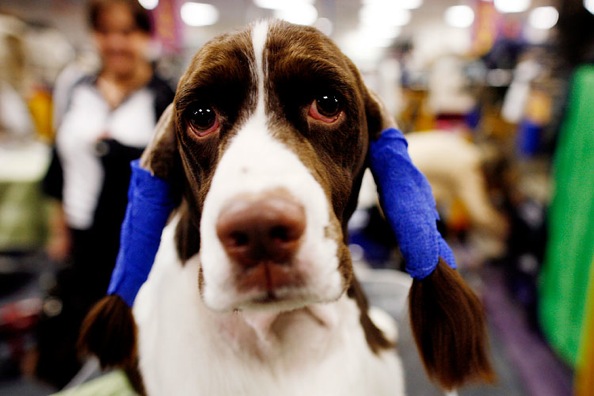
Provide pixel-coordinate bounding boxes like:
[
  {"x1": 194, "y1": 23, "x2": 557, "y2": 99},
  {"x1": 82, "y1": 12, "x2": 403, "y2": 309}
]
[{"x1": 216, "y1": 190, "x2": 306, "y2": 296}]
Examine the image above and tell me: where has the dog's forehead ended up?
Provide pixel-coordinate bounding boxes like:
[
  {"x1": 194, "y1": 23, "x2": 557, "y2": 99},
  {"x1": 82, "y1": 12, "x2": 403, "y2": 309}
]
[
  {"x1": 180, "y1": 20, "x2": 356, "y2": 90},
  {"x1": 263, "y1": 20, "x2": 350, "y2": 67}
]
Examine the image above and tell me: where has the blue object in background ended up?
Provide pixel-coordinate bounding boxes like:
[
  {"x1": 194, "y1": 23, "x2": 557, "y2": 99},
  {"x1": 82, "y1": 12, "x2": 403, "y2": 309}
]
[{"x1": 517, "y1": 119, "x2": 542, "y2": 157}]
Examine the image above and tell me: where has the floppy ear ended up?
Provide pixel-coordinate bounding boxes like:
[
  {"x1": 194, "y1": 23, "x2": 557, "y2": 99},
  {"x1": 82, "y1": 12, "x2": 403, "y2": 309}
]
[
  {"x1": 79, "y1": 103, "x2": 178, "y2": 378},
  {"x1": 140, "y1": 103, "x2": 180, "y2": 181},
  {"x1": 363, "y1": 90, "x2": 495, "y2": 390}
]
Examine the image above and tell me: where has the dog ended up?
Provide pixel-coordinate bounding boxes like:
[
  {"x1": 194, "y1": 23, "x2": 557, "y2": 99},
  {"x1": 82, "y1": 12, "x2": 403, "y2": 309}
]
[{"x1": 81, "y1": 19, "x2": 493, "y2": 395}]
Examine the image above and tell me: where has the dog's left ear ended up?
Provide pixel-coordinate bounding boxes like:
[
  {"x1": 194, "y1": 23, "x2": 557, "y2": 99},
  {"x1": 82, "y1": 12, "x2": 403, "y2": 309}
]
[
  {"x1": 79, "y1": 104, "x2": 179, "y2": 372},
  {"x1": 363, "y1": 91, "x2": 495, "y2": 391}
]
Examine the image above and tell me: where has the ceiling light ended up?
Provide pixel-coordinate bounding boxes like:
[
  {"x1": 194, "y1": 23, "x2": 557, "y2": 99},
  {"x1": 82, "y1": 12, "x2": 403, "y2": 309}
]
[
  {"x1": 401, "y1": 0, "x2": 423, "y2": 10},
  {"x1": 361, "y1": 25, "x2": 401, "y2": 40},
  {"x1": 138, "y1": 0, "x2": 159, "y2": 10},
  {"x1": 180, "y1": 2, "x2": 219, "y2": 26},
  {"x1": 585, "y1": 0, "x2": 594, "y2": 14},
  {"x1": 360, "y1": 3, "x2": 411, "y2": 27},
  {"x1": 528, "y1": 6, "x2": 558, "y2": 29},
  {"x1": 274, "y1": 3, "x2": 318, "y2": 25},
  {"x1": 445, "y1": 5, "x2": 475, "y2": 28},
  {"x1": 494, "y1": 0, "x2": 530, "y2": 13}
]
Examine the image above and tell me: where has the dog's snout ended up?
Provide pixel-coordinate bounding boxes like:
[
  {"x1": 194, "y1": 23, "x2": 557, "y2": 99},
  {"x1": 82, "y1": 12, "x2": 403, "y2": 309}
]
[{"x1": 216, "y1": 193, "x2": 306, "y2": 267}]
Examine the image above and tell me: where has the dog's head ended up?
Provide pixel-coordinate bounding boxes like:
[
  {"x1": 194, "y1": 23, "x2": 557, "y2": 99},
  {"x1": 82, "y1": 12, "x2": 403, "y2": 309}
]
[
  {"x1": 83, "y1": 20, "x2": 494, "y2": 391},
  {"x1": 143, "y1": 20, "x2": 388, "y2": 313}
]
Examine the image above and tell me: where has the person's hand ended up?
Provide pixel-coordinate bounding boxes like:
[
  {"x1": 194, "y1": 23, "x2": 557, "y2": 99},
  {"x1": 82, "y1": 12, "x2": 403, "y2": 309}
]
[{"x1": 46, "y1": 202, "x2": 71, "y2": 262}]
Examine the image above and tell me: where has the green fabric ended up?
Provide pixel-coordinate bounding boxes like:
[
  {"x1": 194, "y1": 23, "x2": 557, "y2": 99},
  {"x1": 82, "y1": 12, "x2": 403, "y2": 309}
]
[
  {"x1": 539, "y1": 65, "x2": 594, "y2": 367},
  {"x1": 52, "y1": 370, "x2": 137, "y2": 396}
]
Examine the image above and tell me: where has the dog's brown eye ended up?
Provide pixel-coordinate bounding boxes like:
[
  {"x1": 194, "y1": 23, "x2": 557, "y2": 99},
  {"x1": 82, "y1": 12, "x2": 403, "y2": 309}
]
[
  {"x1": 187, "y1": 105, "x2": 219, "y2": 137},
  {"x1": 308, "y1": 94, "x2": 342, "y2": 123}
]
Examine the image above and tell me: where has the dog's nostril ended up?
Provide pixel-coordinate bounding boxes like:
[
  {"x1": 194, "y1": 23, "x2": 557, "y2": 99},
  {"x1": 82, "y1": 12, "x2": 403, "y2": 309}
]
[
  {"x1": 270, "y1": 225, "x2": 290, "y2": 242},
  {"x1": 230, "y1": 231, "x2": 250, "y2": 247}
]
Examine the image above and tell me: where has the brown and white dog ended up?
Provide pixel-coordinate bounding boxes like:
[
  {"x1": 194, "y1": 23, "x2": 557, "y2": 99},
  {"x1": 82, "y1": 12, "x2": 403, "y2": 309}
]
[
  {"x1": 82, "y1": 19, "x2": 493, "y2": 395},
  {"x1": 135, "y1": 19, "x2": 402, "y2": 395}
]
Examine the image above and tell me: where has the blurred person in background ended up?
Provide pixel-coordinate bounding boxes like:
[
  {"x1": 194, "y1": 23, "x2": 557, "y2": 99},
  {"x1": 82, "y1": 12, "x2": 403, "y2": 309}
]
[
  {"x1": 36, "y1": 0, "x2": 174, "y2": 389},
  {"x1": 0, "y1": 13, "x2": 34, "y2": 140}
]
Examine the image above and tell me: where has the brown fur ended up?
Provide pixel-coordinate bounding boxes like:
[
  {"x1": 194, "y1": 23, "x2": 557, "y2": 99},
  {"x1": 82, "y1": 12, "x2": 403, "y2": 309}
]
[
  {"x1": 78, "y1": 295, "x2": 145, "y2": 394},
  {"x1": 409, "y1": 258, "x2": 495, "y2": 390},
  {"x1": 78, "y1": 295, "x2": 136, "y2": 368}
]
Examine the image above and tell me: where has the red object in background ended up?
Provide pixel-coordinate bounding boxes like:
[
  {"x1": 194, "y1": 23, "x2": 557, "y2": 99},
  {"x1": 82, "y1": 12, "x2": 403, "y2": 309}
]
[
  {"x1": 0, "y1": 298, "x2": 42, "y2": 335},
  {"x1": 0, "y1": 298, "x2": 42, "y2": 377}
]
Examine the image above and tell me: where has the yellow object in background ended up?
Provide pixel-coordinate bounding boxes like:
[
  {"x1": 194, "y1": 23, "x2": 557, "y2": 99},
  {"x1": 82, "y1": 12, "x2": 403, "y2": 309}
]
[
  {"x1": 27, "y1": 84, "x2": 53, "y2": 141},
  {"x1": 524, "y1": 86, "x2": 552, "y2": 126},
  {"x1": 446, "y1": 197, "x2": 470, "y2": 234}
]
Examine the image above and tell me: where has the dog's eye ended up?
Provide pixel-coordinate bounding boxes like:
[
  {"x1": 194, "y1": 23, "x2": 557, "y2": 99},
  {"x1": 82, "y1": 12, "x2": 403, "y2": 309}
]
[
  {"x1": 308, "y1": 94, "x2": 342, "y2": 123},
  {"x1": 187, "y1": 105, "x2": 219, "y2": 137}
]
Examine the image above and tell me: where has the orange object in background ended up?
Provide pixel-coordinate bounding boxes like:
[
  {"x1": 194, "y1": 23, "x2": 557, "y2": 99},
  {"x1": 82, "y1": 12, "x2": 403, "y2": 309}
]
[
  {"x1": 447, "y1": 197, "x2": 471, "y2": 234},
  {"x1": 27, "y1": 84, "x2": 53, "y2": 141}
]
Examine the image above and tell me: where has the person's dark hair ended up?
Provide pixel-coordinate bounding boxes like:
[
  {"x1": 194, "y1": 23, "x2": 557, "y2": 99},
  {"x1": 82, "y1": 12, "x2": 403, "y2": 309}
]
[{"x1": 88, "y1": 0, "x2": 153, "y2": 35}]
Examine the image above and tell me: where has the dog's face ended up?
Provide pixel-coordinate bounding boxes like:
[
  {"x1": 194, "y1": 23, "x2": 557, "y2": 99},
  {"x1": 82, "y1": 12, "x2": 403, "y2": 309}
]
[{"x1": 144, "y1": 20, "x2": 387, "y2": 313}]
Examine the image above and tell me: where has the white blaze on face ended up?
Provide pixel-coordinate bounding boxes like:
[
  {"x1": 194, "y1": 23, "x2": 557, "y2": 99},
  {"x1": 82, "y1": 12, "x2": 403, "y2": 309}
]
[{"x1": 199, "y1": 21, "x2": 344, "y2": 312}]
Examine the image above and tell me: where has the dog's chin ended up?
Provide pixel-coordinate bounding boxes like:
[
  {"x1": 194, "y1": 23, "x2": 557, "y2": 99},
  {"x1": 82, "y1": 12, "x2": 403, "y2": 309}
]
[{"x1": 202, "y1": 285, "x2": 345, "y2": 314}]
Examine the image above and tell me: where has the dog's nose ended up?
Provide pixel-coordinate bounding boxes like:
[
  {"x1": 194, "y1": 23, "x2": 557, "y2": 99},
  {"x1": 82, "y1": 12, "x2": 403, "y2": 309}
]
[{"x1": 216, "y1": 192, "x2": 306, "y2": 267}]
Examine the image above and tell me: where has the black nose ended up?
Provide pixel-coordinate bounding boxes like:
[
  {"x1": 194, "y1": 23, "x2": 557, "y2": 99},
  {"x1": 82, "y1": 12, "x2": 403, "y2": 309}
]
[{"x1": 216, "y1": 192, "x2": 306, "y2": 268}]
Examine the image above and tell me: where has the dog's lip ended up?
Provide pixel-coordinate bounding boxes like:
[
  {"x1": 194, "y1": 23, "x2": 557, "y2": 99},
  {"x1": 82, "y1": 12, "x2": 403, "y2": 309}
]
[
  {"x1": 254, "y1": 291, "x2": 280, "y2": 304},
  {"x1": 235, "y1": 260, "x2": 304, "y2": 294}
]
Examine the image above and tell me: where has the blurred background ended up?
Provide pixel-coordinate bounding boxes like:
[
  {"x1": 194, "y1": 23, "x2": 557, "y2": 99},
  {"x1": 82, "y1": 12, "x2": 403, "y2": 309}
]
[{"x1": 0, "y1": 0, "x2": 592, "y2": 395}]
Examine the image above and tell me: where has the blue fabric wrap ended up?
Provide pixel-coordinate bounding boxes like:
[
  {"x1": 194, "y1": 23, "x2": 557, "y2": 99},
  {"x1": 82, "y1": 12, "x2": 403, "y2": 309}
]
[
  {"x1": 107, "y1": 160, "x2": 175, "y2": 306},
  {"x1": 369, "y1": 128, "x2": 457, "y2": 279}
]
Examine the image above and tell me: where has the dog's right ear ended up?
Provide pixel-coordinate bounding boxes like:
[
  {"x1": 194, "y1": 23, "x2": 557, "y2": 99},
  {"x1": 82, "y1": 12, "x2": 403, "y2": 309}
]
[{"x1": 140, "y1": 103, "x2": 180, "y2": 181}]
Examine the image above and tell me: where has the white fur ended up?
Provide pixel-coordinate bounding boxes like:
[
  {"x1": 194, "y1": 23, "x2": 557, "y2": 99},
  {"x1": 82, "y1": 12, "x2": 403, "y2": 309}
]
[
  {"x1": 251, "y1": 20, "x2": 268, "y2": 101},
  {"x1": 135, "y1": 219, "x2": 404, "y2": 395}
]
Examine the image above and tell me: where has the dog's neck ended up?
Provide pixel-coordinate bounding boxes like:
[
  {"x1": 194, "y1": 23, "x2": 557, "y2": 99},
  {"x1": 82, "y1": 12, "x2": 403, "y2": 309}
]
[{"x1": 244, "y1": 304, "x2": 336, "y2": 341}]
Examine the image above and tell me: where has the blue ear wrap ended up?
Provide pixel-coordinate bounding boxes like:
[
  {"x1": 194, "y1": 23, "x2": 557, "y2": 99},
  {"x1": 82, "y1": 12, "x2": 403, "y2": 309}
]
[
  {"x1": 107, "y1": 159, "x2": 176, "y2": 306},
  {"x1": 369, "y1": 127, "x2": 456, "y2": 279}
]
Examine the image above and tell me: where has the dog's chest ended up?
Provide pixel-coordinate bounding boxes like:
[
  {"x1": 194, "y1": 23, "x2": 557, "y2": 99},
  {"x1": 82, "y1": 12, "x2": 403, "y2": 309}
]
[{"x1": 133, "y1": 219, "x2": 403, "y2": 396}]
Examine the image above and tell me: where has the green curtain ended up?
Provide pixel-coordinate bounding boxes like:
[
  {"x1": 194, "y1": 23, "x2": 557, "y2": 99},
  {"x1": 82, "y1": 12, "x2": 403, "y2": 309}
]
[{"x1": 539, "y1": 65, "x2": 594, "y2": 367}]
